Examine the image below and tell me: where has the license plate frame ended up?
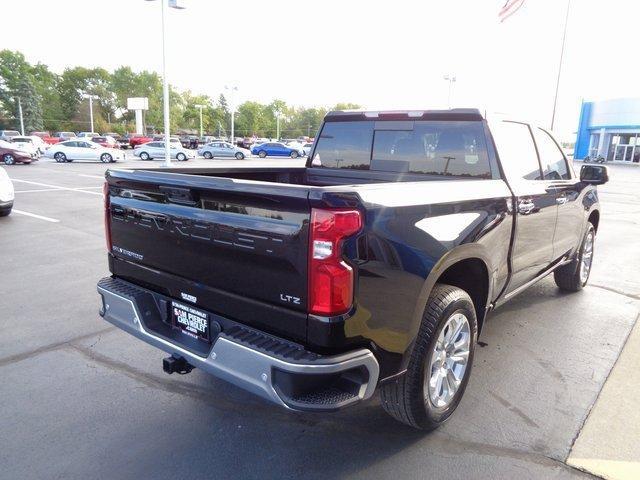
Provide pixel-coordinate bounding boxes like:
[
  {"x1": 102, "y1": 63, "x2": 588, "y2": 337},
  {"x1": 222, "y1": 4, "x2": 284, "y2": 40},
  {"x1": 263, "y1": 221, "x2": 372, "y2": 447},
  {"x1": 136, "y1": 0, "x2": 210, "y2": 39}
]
[{"x1": 170, "y1": 301, "x2": 210, "y2": 342}]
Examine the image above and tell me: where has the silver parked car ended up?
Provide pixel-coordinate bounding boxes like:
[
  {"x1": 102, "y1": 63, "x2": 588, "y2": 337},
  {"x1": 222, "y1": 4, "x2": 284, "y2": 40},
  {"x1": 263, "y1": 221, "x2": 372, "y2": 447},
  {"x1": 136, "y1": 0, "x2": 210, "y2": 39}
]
[
  {"x1": 197, "y1": 141, "x2": 249, "y2": 160},
  {"x1": 133, "y1": 141, "x2": 195, "y2": 161}
]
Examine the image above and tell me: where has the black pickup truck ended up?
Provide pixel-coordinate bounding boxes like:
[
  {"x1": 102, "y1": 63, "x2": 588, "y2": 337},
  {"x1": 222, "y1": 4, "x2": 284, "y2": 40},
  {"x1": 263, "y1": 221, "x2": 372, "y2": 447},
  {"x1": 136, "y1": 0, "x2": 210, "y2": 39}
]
[{"x1": 97, "y1": 109, "x2": 608, "y2": 430}]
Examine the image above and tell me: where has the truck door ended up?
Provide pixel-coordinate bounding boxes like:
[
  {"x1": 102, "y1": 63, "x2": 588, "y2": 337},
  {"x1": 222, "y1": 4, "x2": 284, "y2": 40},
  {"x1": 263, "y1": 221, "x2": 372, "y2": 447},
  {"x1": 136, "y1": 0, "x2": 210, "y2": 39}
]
[
  {"x1": 531, "y1": 127, "x2": 584, "y2": 260},
  {"x1": 491, "y1": 121, "x2": 557, "y2": 293}
]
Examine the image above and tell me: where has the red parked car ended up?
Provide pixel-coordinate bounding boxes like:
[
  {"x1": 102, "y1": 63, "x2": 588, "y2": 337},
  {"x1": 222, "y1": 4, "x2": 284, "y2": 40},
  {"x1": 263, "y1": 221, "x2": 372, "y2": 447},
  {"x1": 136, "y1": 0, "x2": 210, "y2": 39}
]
[
  {"x1": 0, "y1": 141, "x2": 37, "y2": 165},
  {"x1": 30, "y1": 131, "x2": 60, "y2": 145},
  {"x1": 127, "y1": 133, "x2": 153, "y2": 148},
  {"x1": 91, "y1": 136, "x2": 120, "y2": 149}
]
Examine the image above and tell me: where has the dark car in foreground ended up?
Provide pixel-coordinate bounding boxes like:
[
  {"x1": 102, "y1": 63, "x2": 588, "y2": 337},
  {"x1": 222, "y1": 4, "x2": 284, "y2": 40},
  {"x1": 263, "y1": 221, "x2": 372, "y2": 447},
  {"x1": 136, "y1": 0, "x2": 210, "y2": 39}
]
[{"x1": 97, "y1": 109, "x2": 607, "y2": 429}]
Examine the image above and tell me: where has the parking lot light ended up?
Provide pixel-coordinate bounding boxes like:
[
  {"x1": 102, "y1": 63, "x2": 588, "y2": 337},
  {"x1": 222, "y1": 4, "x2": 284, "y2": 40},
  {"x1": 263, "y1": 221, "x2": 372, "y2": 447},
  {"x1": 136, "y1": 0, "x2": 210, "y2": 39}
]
[
  {"x1": 194, "y1": 104, "x2": 204, "y2": 138},
  {"x1": 83, "y1": 94, "x2": 99, "y2": 133},
  {"x1": 225, "y1": 85, "x2": 238, "y2": 145},
  {"x1": 145, "y1": 0, "x2": 186, "y2": 168},
  {"x1": 275, "y1": 109, "x2": 281, "y2": 141}
]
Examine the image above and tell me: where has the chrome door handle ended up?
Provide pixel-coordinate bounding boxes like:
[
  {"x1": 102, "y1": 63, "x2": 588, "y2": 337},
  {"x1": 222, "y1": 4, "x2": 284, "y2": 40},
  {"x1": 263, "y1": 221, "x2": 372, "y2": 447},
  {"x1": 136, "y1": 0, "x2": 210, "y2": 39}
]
[
  {"x1": 517, "y1": 199, "x2": 535, "y2": 215},
  {"x1": 556, "y1": 195, "x2": 568, "y2": 205}
]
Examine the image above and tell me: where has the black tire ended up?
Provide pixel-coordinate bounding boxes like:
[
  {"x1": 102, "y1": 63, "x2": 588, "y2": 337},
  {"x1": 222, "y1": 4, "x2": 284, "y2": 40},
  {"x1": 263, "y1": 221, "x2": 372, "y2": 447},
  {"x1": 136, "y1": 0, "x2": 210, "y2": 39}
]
[
  {"x1": 380, "y1": 284, "x2": 478, "y2": 430},
  {"x1": 176, "y1": 153, "x2": 187, "y2": 161},
  {"x1": 139, "y1": 152, "x2": 150, "y2": 161},
  {"x1": 290, "y1": 151, "x2": 299, "y2": 158},
  {"x1": 100, "y1": 153, "x2": 112, "y2": 163},
  {"x1": 3, "y1": 154, "x2": 16, "y2": 165},
  {"x1": 203, "y1": 151, "x2": 213, "y2": 159},
  {"x1": 258, "y1": 150, "x2": 267, "y2": 158},
  {"x1": 54, "y1": 152, "x2": 66, "y2": 163},
  {"x1": 235, "y1": 152, "x2": 245, "y2": 160},
  {"x1": 0, "y1": 205, "x2": 11, "y2": 217},
  {"x1": 554, "y1": 223, "x2": 595, "y2": 292}
]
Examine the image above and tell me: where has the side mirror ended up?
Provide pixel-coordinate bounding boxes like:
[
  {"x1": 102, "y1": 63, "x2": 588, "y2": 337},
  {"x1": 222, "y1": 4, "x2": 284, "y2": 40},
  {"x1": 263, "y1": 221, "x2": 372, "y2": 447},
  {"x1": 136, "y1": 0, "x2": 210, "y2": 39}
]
[{"x1": 580, "y1": 164, "x2": 609, "y2": 185}]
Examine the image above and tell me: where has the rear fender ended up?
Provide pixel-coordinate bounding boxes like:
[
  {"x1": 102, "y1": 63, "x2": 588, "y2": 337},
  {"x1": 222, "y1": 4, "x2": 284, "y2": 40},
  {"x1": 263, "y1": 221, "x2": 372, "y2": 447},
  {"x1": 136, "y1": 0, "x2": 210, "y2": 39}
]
[{"x1": 401, "y1": 243, "x2": 494, "y2": 371}]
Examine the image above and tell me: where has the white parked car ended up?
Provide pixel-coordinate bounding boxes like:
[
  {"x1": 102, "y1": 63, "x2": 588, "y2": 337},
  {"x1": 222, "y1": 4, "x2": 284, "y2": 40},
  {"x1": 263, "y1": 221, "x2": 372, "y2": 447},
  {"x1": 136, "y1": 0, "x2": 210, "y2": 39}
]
[
  {"x1": 0, "y1": 166, "x2": 14, "y2": 217},
  {"x1": 45, "y1": 140, "x2": 123, "y2": 163},
  {"x1": 27, "y1": 135, "x2": 48, "y2": 154},
  {"x1": 11, "y1": 136, "x2": 41, "y2": 157},
  {"x1": 77, "y1": 132, "x2": 100, "y2": 139},
  {"x1": 133, "y1": 141, "x2": 195, "y2": 161},
  {"x1": 302, "y1": 142, "x2": 314, "y2": 156}
]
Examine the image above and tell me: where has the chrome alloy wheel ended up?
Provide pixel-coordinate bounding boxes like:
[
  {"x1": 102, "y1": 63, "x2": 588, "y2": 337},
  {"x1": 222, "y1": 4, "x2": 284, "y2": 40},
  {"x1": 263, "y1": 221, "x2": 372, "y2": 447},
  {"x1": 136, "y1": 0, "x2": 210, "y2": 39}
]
[
  {"x1": 426, "y1": 312, "x2": 471, "y2": 408},
  {"x1": 580, "y1": 230, "x2": 595, "y2": 284}
]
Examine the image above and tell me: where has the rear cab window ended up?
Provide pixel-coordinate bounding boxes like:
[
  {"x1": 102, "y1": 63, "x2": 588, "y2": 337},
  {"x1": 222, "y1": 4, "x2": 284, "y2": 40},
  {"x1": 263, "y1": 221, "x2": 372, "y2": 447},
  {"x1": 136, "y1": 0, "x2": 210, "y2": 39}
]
[{"x1": 311, "y1": 119, "x2": 493, "y2": 179}]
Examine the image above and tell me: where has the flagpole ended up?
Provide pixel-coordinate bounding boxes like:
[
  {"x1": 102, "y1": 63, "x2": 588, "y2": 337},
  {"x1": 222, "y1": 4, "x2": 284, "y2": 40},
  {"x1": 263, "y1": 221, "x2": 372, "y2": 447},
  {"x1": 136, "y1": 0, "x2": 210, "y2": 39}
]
[{"x1": 550, "y1": 0, "x2": 571, "y2": 131}]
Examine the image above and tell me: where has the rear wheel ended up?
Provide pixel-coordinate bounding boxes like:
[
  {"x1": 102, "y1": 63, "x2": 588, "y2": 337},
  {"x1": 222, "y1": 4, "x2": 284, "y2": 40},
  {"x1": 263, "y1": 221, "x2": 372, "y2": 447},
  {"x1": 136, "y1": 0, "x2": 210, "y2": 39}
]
[
  {"x1": 100, "y1": 153, "x2": 112, "y2": 163},
  {"x1": 554, "y1": 223, "x2": 595, "y2": 292},
  {"x1": 3, "y1": 154, "x2": 16, "y2": 165},
  {"x1": 176, "y1": 153, "x2": 187, "y2": 161},
  {"x1": 0, "y1": 204, "x2": 12, "y2": 217},
  {"x1": 235, "y1": 152, "x2": 245, "y2": 160},
  {"x1": 258, "y1": 150, "x2": 267, "y2": 158},
  {"x1": 139, "y1": 152, "x2": 150, "y2": 161},
  {"x1": 290, "y1": 151, "x2": 299, "y2": 159},
  {"x1": 203, "y1": 151, "x2": 213, "y2": 159},
  {"x1": 380, "y1": 284, "x2": 477, "y2": 430}
]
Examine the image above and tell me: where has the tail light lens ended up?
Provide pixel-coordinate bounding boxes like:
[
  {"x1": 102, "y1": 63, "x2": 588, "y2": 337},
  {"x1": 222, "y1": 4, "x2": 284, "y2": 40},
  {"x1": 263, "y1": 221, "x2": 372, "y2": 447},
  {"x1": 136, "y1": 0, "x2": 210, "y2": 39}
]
[
  {"x1": 308, "y1": 208, "x2": 362, "y2": 316},
  {"x1": 103, "y1": 181, "x2": 112, "y2": 252}
]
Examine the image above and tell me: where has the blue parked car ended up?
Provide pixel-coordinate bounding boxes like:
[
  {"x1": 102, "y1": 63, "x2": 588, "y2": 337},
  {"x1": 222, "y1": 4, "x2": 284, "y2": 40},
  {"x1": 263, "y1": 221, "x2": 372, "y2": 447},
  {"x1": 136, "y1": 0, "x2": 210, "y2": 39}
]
[{"x1": 251, "y1": 142, "x2": 304, "y2": 158}]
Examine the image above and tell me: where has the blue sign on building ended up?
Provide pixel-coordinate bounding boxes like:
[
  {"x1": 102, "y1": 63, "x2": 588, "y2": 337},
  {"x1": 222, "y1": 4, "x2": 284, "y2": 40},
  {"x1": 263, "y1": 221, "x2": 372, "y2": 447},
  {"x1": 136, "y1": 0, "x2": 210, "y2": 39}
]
[{"x1": 575, "y1": 98, "x2": 640, "y2": 163}]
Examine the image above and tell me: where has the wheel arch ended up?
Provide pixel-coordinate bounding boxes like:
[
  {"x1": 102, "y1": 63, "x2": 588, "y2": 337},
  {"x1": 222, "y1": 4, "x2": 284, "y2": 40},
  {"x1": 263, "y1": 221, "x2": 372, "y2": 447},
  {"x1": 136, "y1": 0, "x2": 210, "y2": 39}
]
[
  {"x1": 588, "y1": 209, "x2": 600, "y2": 233},
  {"x1": 408, "y1": 244, "x2": 494, "y2": 354}
]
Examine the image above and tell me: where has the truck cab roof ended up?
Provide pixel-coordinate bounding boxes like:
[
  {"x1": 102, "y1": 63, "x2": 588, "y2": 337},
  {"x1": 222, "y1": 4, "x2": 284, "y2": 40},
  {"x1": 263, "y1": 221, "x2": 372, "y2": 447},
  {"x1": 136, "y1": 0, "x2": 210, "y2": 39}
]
[{"x1": 324, "y1": 108, "x2": 484, "y2": 122}]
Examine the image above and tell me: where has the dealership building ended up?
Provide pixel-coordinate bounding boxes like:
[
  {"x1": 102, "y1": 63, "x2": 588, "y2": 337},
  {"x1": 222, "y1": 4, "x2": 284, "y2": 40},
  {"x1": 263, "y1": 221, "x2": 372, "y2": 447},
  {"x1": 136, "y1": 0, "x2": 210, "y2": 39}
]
[{"x1": 574, "y1": 97, "x2": 640, "y2": 163}]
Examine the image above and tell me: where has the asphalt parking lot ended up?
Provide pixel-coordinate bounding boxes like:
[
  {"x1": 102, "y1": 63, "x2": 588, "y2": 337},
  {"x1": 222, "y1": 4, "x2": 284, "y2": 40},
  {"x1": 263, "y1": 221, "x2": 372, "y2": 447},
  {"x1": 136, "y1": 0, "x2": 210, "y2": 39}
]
[{"x1": 1, "y1": 157, "x2": 639, "y2": 480}]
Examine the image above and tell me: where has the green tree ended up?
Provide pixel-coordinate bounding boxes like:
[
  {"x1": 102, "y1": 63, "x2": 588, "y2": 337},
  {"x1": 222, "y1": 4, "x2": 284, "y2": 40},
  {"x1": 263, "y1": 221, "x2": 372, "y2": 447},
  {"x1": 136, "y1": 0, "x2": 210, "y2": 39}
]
[
  {"x1": 0, "y1": 50, "x2": 43, "y2": 132},
  {"x1": 30, "y1": 63, "x2": 62, "y2": 131},
  {"x1": 333, "y1": 102, "x2": 361, "y2": 111}
]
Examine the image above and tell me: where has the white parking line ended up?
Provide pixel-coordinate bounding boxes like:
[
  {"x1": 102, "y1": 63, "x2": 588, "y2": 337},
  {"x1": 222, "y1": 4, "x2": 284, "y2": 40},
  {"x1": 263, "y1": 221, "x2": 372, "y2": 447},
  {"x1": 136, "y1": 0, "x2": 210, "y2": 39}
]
[
  {"x1": 12, "y1": 209, "x2": 60, "y2": 223},
  {"x1": 78, "y1": 174, "x2": 106, "y2": 179},
  {"x1": 10, "y1": 179, "x2": 103, "y2": 195}
]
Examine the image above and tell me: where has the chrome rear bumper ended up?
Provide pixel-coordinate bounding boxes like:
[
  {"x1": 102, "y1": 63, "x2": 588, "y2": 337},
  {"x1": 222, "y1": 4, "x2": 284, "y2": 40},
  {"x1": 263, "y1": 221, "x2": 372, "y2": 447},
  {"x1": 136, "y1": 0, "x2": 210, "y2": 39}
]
[{"x1": 97, "y1": 277, "x2": 379, "y2": 411}]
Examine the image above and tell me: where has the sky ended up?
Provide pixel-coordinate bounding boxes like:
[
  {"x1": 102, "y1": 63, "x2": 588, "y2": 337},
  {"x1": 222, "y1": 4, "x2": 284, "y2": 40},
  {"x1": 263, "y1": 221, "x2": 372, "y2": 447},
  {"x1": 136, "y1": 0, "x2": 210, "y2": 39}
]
[{"x1": 2, "y1": 0, "x2": 639, "y2": 141}]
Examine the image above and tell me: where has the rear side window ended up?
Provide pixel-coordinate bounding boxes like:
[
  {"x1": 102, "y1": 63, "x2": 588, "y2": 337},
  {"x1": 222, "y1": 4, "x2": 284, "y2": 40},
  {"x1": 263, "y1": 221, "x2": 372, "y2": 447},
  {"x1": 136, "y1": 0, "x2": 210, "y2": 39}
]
[
  {"x1": 312, "y1": 121, "x2": 374, "y2": 170},
  {"x1": 491, "y1": 121, "x2": 541, "y2": 180},
  {"x1": 532, "y1": 128, "x2": 570, "y2": 180},
  {"x1": 313, "y1": 120, "x2": 491, "y2": 177}
]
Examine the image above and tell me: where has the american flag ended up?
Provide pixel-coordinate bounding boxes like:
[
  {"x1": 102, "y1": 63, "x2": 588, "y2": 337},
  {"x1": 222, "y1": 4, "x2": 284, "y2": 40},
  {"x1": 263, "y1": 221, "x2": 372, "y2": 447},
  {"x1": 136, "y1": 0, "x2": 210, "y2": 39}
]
[{"x1": 499, "y1": 0, "x2": 526, "y2": 22}]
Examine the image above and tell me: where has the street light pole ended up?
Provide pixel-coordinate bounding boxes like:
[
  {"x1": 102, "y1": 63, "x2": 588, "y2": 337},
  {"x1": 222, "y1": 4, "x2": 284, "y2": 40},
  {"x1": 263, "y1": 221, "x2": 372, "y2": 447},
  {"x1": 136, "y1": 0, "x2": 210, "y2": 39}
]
[
  {"x1": 89, "y1": 96, "x2": 94, "y2": 133},
  {"x1": 146, "y1": 0, "x2": 185, "y2": 167},
  {"x1": 83, "y1": 94, "x2": 98, "y2": 133},
  {"x1": 194, "y1": 104, "x2": 204, "y2": 138},
  {"x1": 225, "y1": 85, "x2": 238, "y2": 144},
  {"x1": 443, "y1": 75, "x2": 456, "y2": 109},
  {"x1": 160, "y1": 0, "x2": 171, "y2": 167},
  {"x1": 17, "y1": 97, "x2": 24, "y2": 135},
  {"x1": 550, "y1": 0, "x2": 571, "y2": 131},
  {"x1": 275, "y1": 110, "x2": 281, "y2": 140}
]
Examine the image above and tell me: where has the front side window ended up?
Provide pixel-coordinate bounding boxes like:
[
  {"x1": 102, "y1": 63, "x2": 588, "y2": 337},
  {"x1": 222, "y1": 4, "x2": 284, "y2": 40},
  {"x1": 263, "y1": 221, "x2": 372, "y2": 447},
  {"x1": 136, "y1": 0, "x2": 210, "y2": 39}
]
[{"x1": 533, "y1": 128, "x2": 569, "y2": 180}]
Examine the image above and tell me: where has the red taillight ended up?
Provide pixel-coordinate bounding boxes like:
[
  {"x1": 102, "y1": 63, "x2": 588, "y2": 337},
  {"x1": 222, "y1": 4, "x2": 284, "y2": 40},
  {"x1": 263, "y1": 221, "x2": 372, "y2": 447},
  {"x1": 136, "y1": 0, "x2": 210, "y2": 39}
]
[
  {"x1": 308, "y1": 208, "x2": 362, "y2": 316},
  {"x1": 103, "y1": 181, "x2": 112, "y2": 252}
]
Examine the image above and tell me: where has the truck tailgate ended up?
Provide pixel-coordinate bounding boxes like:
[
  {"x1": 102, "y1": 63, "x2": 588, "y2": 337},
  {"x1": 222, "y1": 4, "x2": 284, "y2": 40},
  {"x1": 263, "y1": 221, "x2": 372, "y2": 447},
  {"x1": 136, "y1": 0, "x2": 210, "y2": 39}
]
[{"x1": 105, "y1": 170, "x2": 311, "y2": 326}]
